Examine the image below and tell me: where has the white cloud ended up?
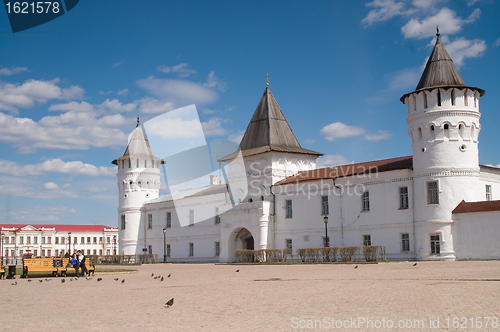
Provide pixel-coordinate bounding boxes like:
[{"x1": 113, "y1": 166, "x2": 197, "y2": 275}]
[
  {"x1": 98, "y1": 99, "x2": 137, "y2": 113},
  {"x1": 362, "y1": 0, "x2": 414, "y2": 26},
  {"x1": 86, "y1": 185, "x2": 108, "y2": 193},
  {"x1": 317, "y1": 155, "x2": 350, "y2": 168},
  {"x1": 113, "y1": 60, "x2": 125, "y2": 68},
  {"x1": 0, "y1": 78, "x2": 84, "y2": 114},
  {"x1": 0, "y1": 159, "x2": 116, "y2": 177},
  {"x1": 494, "y1": 38, "x2": 500, "y2": 47},
  {"x1": 0, "y1": 67, "x2": 29, "y2": 76},
  {"x1": 386, "y1": 68, "x2": 421, "y2": 91},
  {"x1": 365, "y1": 130, "x2": 393, "y2": 141},
  {"x1": 443, "y1": 38, "x2": 487, "y2": 67},
  {"x1": 49, "y1": 101, "x2": 94, "y2": 112},
  {"x1": 0, "y1": 175, "x2": 78, "y2": 200},
  {"x1": 401, "y1": 8, "x2": 481, "y2": 39},
  {"x1": 304, "y1": 139, "x2": 315, "y2": 144},
  {"x1": 137, "y1": 97, "x2": 175, "y2": 114},
  {"x1": 137, "y1": 76, "x2": 218, "y2": 107},
  {"x1": 117, "y1": 88, "x2": 129, "y2": 96},
  {"x1": 98, "y1": 90, "x2": 113, "y2": 95},
  {"x1": 44, "y1": 182, "x2": 59, "y2": 190},
  {"x1": 228, "y1": 132, "x2": 244, "y2": 145},
  {"x1": 204, "y1": 71, "x2": 227, "y2": 92},
  {"x1": 6, "y1": 205, "x2": 77, "y2": 222},
  {"x1": 157, "y1": 63, "x2": 197, "y2": 78},
  {"x1": 145, "y1": 117, "x2": 205, "y2": 140},
  {"x1": 0, "y1": 112, "x2": 128, "y2": 152},
  {"x1": 201, "y1": 117, "x2": 227, "y2": 136},
  {"x1": 320, "y1": 122, "x2": 366, "y2": 141}
]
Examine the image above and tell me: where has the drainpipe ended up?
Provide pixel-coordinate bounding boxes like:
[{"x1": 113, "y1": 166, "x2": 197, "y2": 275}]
[
  {"x1": 334, "y1": 180, "x2": 344, "y2": 247},
  {"x1": 270, "y1": 184, "x2": 276, "y2": 250}
]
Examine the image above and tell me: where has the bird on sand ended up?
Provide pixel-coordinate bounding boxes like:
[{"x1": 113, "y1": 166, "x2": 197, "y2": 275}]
[
  {"x1": 121, "y1": 279, "x2": 125, "y2": 283},
  {"x1": 151, "y1": 273, "x2": 154, "y2": 277},
  {"x1": 165, "y1": 298, "x2": 174, "y2": 307},
  {"x1": 61, "y1": 279, "x2": 65, "y2": 283},
  {"x1": 160, "y1": 277, "x2": 164, "y2": 281},
  {"x1": 167, "y1": 274, "x2": 171, "y2": 278},
  {"x1": 413, "y1": 263, "x2": 417, "y2": 266},
  {"x1": 97, "y1": 278, "x2": 102, "y2": 281},
  {"x1": 354, "y1": 265, "x2": 358, "y2": 269},
  {"x1": 27, "y1": 279, "x2": 32, "y2": 282},
  {"x1": 11, "y1": 281, "x2": 17, "y2": 285},
  {"x1": 114, "y1": 278, "x2": 119, "y2": 281},
  {"x1": 235, "y1": 269, "x2": 239, "y2": 272},
  {"x1": 39, "y1": 279, "x2": 43, "y2": 283}
]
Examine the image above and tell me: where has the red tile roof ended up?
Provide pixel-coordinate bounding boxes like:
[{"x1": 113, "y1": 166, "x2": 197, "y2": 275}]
[
  {"x1": 0, "y1": 224, "x2": 117, "y2": 232},
  {"x1": 276, "y1": 156, "x2": 413, "y2": 185},
  {"x1": 452, "y1": 200, "x2": 500, "y2": 214}
]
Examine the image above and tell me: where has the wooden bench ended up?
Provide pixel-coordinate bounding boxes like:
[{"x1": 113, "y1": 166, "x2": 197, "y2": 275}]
[
  {"x1": 22, "y1": 258, "x2": 58, "y2": 278},
  {"x1": 0, "y1": 264, "x2": 4, "y2": 279},
  {"x1": 57, "y1": 258, "x2": 95, "y2": 277}
]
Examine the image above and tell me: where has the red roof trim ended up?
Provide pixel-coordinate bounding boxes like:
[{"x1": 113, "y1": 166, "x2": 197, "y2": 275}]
[
  {"x1": 452, "y1": 200, "x2": 500, "y2": 214},
  {"x1": 0, "y1": 224, "x2": 118, "y2": 232}
]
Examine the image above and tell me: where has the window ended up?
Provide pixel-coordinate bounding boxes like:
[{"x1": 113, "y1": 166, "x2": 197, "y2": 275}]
[
  {"x1": 166, "y1": 212, "x2": 171, "y2": 228},
  {"x1": 148, "y1": 245, "x2": 152, "y2": 254},
  {"x1": 61, "y1": 237, "x2": 65, "y2": 244},
  {"x1": 189, "y1": 243, "x2": 194, "y2": 256},
  {"x1": 99, "y1": 249, "x2": 102, "y2": 255},
  {"x1": 464, "y1": 90, "x2": 468, "y2": 106},
  {"x1": 42, "y1": 237, "x2": 46, "y2": 244},
  {"x1": 430, "y1": 234, "x2": 440, "y2": 254},
  {"x1": 99, "y1": 237, "x2": 103, "y2": 244},
  {"x1": 87, "y1": 237, "x2": 91, "y2": 244},
  {"x1": 189, "y1": 210, "x2": 194, "y2": 226},
  {"x1": 34, "y1": 250, "x2": 37, "y2": 256},
  {"x1": 401, "y1": 233, "x2": 410, "y2": 252},
  {"x1": 363, "y1": 235, "x2": 371, "y2": 246},
  {"x1": 423, "y1": 93, "x2": 428, "y2": 108},
  {"x1": 4, "y1": 237, "x2": 8, "y2": 244},
  {"x1": 215, "y1": 242, "x2": 220, "y2": 256},
  {"x1": 107, "y1": 237, "x2": 110, "y2": 244},
  {"x1": 33, "y1": 236, "x2": 37, "y2": 244},
  {"x1": 19, "y1": 236, "x2": 24, "y2": 244},
  {"x1": 26, "y1": 236, "x2": 31, "y2": 244},
  {"x1": 362, "y1": 191, "x2": 370, "y2": 212},
  {"x1": 286, "y1": 239, "x2": 293, "y2": 250},
  {"x1": 41, "y1": 249, "x2": 46, "y2": 256},
  {"x1": 147, "y1": 214, "x2": 153, "y2": 229},
  {"x1": 128, "y1": 159, "x2": 131, "y2": 168},
  {"x1": 214, "y1": 207, "x2": 220, "y2": 224},
  {"x1": 437, "y1": 89, "x2": 441, "y2": 106},
  {"x1": 87, "y1": 249, "x2": 91, "y2": 255},
  {"x1": 486, "y1": 185, "x2": 492, "y2": 201},
  {"x1": 55, "y1": 237, "x2": 59, "y2": 244},
  {"x1": 74, "y1": 237, "x2": 77, "y2": 244},
  {"x1": 47, "y1": 237, "x2": 51, "y2": 244},
  {"x1": 106, "y1": 249, "x2": 110, "y2": 255},
  {"x1": 321, "y1": 195, "x2": 329, "y2": 215},
  {"x1": 47, "y1": 249, "x2": 51, "y2": 256},
  {"x1": 451, "y1": 89, "x2": 456, "y2": 105},
  {"x1": 81, "y1": 237, "x2": 85, "y2": 244},
  {"x1": 427, "y1": 181, "x2": 439, "y2": 205},
  {"x1": 55, "y1": 249, "x2": 59, "y2": 256},
  {"x1": 93, "y1": 249, "x2": 97, "y2": 255},
  {"x1": 121, "y1": 215, "x2": 126, "y2": 230},
  {"x1": 166, "y1": 244, "x2": 171, "y2": 257},
  {"x1": 93, "y1": 237, "x2": 97, "y2": 244},
  {"x1": 285, "y1": 199, "x2": 293, "y2": 218}
]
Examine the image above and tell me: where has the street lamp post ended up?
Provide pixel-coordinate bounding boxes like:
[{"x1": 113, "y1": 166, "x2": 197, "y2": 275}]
[
  {"x1": 113, "y1": 236, "x2": 117, "y2": 255},
  {"x1": 68, "y1": 232, "x2": 71, "y2": 255},
  {"x1": 163, "y1": 228, "x2": 167, "y2": 263},
  {"x1": 1, "y1": 233, "x2": 4, "y2": 266},
  {"x1": 323, "y1": 215, "x2": 329, "y2": 247}
]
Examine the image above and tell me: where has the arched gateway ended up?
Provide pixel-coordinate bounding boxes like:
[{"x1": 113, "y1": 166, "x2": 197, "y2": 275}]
[{"x1": 227, "y1": 227, "x2": 254, "y2": 262}]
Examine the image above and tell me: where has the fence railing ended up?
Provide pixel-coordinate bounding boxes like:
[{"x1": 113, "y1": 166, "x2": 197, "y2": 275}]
[{"x1": 234, "y1": 246, "x2": 386, "y2": 263}]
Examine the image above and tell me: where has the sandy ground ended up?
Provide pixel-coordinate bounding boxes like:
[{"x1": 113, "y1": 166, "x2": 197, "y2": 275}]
[{"x1": 0, "y1": 261, "x2": 499, "y2": 331}]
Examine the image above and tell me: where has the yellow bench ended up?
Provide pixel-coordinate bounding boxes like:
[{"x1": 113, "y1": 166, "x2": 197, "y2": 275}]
[
  {"x1": 57, "y1": 258, "x2": 95, "y2": 277},
  {"x1": 22, "y1": 258, "x2": 58, "y2": 278},
  {"x1": 0, "y1": 264, "x2": 4, "y2": 279}
]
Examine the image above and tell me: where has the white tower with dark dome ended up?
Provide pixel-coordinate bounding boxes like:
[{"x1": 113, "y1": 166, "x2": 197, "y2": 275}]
[
  {"x1": 112, "y1": 118, "x2": 164, "y2": 255},
  {"x1": 401, "y1": 30, "x2": 485, "y2": 260}
]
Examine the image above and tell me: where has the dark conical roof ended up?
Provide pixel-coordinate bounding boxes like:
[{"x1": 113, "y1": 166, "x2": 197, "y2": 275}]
[
  {"x1": 112, "y1": 118, "x2": 164, "y2": 165},
  {"x1": 415, "y1": 34, "x2": 465, "y2": 90},
  {"x1": 221, "y1": 87, "x2": 322, "y2": 161},
  {"x1": 400, "y1": 31, "x2": 484, "y2": 103}
]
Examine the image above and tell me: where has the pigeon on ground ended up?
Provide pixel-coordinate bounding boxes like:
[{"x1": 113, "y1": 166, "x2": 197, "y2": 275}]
[
  {"x1": 39, "y1": 279, "x2": 43, "y2": 283},
  {"x1": 165, "y1": 298, "x2": 174, "y2": 307},
  {"x1": 167, "y1": 274, "x2": 171, "y2": 278},
  {"x1": 154, "y1": 276, "x2": 158, "y2": 279},
  {"x1": 151, "y1": 273, "x2": 154, "y2": 277},
  {"x1": 235, "y1": 269, "x2": 239, "y2": 273},
  {"x1": 61, "y1": 279, "x2": 65, "y2": 283},
  {"x1": 70, "y1": 278, "x2": 73, "y2": 281},
  {"x1": 75, "y1": 277, "x2": 79, "y2": 280},
  {"x1": 27, "y1": 279, "x2": 32, "y2": 282},
  {"x1": 97, "y1": 278, "x2": 102, "y2": 281},
  {"x1": 45, "y1": 278, "x2": 51, "y2": 281},
  {"x1": 413, "y1": 263, "x2": 417, "y2": 266},
  {"x1": 121, "y1": 279, "x2": 125, "y2": 283},
  {"x1": 160, "y1": 277, "x2": 164, "y2": 281},
  {"x1": 114, "y1": 278, "x2": 119, "y2": 281},
  {"x1": 11, "y1": 281, "x2": 17, "y2": 285},
  {"x1": 354, "y1": 265, "x2": 358, "y2": 269}
]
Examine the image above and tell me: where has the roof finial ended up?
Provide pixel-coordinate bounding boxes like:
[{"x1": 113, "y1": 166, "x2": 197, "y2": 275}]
[
  {"x1": 137, "y1": 116, "x2": 140, "y2": 127},
  {"x1": 436, "y1": 26, "x2": 440, "y2": 37},
  {"x1": 265, "y1": 73, "x2": 270, "y2": 87}
]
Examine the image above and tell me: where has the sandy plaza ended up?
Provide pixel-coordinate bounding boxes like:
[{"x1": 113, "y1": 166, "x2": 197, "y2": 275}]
[{"x1": 0, "y1": 261, "x2": 499, "y2": 331}]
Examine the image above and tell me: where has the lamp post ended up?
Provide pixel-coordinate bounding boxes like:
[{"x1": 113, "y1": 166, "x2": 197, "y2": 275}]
[
  {"x1": 68, "y1": 232, "x2": 71, "y2": 255},
  {"x1": 1, "y1": 233, "x2": 4, "y2": 266},
  {"x1": 113, "y1": 236, "x2": 117, "y2": 255},
  {"x1": 323, "y1": 215, "x2": 329, "y2": 247},
  {"x1": 163, "y1": 228, "x2": 167, "y2": 263}
]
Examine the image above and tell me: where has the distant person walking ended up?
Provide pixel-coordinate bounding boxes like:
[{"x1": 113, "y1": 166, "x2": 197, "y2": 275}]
[{"x1": 77, "y1": 250, "x2": 89, "y2": 277}]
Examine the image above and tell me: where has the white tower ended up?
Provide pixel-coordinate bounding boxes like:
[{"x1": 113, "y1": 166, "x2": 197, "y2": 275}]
[
  {"x1": 401, "y1": 30, "x2": 485, "y2": 260},
  {"x1": 112, "y1": 118, "x2": 164, "y2": 255}
]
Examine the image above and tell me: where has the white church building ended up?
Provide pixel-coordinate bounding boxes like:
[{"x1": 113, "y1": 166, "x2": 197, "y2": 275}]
[{"x1": 113, "y1": 31, "x2": 500, "y2": 262}]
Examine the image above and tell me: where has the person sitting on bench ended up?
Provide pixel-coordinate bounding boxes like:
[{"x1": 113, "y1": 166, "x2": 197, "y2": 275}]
[{"x1": 70, "y1": 253, "x2": 80, "y2": 276}]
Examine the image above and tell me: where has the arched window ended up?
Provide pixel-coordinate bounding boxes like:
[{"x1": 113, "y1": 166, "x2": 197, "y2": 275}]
[
  {"x1": 464, "y1": 90, "x2": 468, "y2": 106},
  {"x1": 429, "y1": 125, "x2": 435, "y2": 140},
  {"x1": 423, "y1": 93, "x2": 428, "y2": 109},
  {"x1": 458, "y1": 124, "x2": 465, "y2": 139},
  {"x1": 451, "y1": 89, "x2": 456, "y2": 106},
  {"x1": 261, "y1": 196, "x2": 264, "y2": 201},
  {"x1": 248, "y1": 198, "x2": 253, "y2": 203},
  {"x1": 416, "y1": 127, "x2": 422, "y2": 141},
  {"x1": 128, "y1": 159, "x2": 131, "y2": 168},
  {"x1": 437, "y1": 89, "x2": 441, "y2": 106},
  {"x1": 443, "y1": 123, "x2": 450, "y2": 139}
]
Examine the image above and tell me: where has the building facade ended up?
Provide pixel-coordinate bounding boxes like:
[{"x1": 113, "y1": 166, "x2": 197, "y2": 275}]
[
  {"x1": 114, "y1": 31, "x2": 500, "y2": 262},
  {"x1": 0, "y1": 224, "x2": 118, "y2": 261}
]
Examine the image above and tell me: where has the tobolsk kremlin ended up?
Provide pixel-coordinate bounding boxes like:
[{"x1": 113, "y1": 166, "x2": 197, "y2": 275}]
[{"x1": 114, "y1": 31, "x2": 500, "y2": 263}]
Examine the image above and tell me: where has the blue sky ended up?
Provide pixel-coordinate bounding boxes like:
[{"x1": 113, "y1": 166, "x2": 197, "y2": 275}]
[{"x1": 0, "y1": 0, "x2": 499, "y2": 226}]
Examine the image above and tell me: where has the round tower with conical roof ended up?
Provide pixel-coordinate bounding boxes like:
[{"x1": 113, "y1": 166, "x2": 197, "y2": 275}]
[
  {"x1": 112, "y1": 118, "x2": 164, "y2": 255},
  {"x1": 401, "y1": 30, "x2": 485, "y2": 260}
]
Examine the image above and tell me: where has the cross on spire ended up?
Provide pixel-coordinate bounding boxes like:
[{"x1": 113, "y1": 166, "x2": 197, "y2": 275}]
[{"x1": 265, "y1": 73, "x2": 270, "y2": 87}]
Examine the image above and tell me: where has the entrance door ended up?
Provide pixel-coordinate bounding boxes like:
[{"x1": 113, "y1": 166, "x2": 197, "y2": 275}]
[{"x1": 245, "y1": 236, "x2": 254, "y2": 250}]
